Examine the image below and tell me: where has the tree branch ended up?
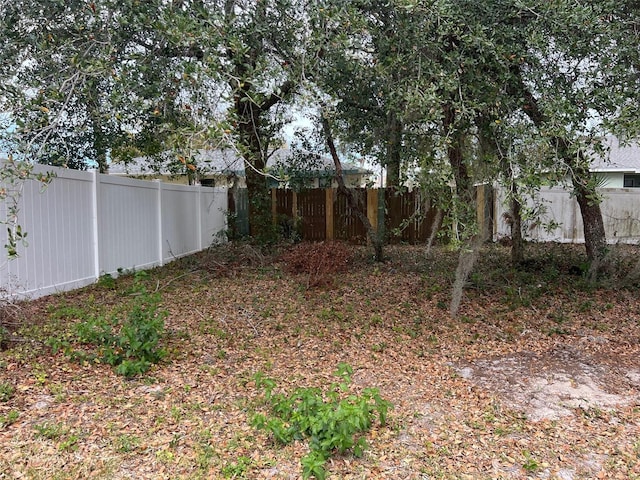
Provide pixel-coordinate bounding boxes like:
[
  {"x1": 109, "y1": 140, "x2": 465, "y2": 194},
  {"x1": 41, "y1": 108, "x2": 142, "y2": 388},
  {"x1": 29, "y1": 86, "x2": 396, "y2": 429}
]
[
  {"x1": 260, "y1": 80, "x2": 296, "y2": 112},
  {"x1": 321, "y1": 109, "x2": 383, "y2": 260}
]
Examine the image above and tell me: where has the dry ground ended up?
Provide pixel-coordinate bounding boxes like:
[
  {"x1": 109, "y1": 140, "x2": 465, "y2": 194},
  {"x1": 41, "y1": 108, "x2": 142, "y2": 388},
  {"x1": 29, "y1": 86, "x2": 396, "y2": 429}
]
[{"x1": 1, "y1": 243, "x2": 640, "y2": 479}]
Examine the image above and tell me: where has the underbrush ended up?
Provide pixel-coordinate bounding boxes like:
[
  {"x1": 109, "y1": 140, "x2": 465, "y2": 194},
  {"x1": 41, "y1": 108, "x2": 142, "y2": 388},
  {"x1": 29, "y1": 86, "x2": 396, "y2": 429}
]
[
  {"x1": 279, "y1": 241, "x2": 355, "y2": 288},
  {"x1": 251, "y1": 363, "x2": 392, "y2": 479},
  {"x1": 46, "y1": 271, "x2": 167, "y2": 377},
  {"x1": 1, "y1": 242, "x2": 639, "y2": 479}
]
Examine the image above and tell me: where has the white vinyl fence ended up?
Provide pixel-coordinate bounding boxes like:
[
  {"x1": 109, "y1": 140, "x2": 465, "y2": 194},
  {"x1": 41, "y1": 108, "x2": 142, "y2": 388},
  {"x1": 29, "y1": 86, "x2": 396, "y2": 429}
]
[
  {"x1": 495, "y1": 186, "x2": 640, "y2": 244},
  {"x1": 1, "y1": 163, "x2": 227, "y2": 299}
]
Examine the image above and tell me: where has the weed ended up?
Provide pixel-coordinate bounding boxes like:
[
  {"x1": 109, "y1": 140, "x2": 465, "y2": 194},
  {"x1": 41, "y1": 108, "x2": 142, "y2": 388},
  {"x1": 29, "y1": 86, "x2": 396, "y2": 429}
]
[
  {"x1": 493, "y1": 426, "x2": 507, "y2": 436},
  {"x1": 521, "y1": 450, "x2": 539, "y2": 472},
  {"x1": 196, "y1": 442, "x2": 217, "y2": 470},
  {"x1": 116, "y1": 434, "x2": 140, "y2": 453},
  {"x1": 251, "y1": 363, "x2": 392, "y2": 480},
  {"x1": 156, "y1": 449, "x2": 175, "y2": 463},
  {"x1": 48, "y1": 272, "x2": 167, "y2": 377},
  {"x1": 34, "y1": 421, "x2": 68, "y2": 440},
  {"x1": 579, "y1": 300, "x2": 593, "y2": 312},
  {"x1": 59, "y1": 433, "x2": 79, "y2": 452},
  {"x1": 578, "y1": 406, "x2": 604, "y2": 419},
  {"x1": 422, "y1": 281, "x2": 442, "y2": 300},
  {"x1": 48, "y1": 304, "x2": 89, "y2": 321},
  {"x1": 169, "y1": 433, "x2": 182, "y2": 449},
  {"x1": 0, "y1": 410, "x2": 19, "y2": 428},
  {"x1": 0, "y1": 381, "x2": 15, "y2": 402},
  {"x1": 170, "y1": 406, "x2": 183, "y2": 423},
  {"x1": 32, "y1": 364, "x2": 48, "y2": 386},
  {"x1": 221, "y1": 456, "x2": 253, "y2": 478},
  {"x1": 48, "y1": 382, "x2": 66, "y2": 402},
  {"x1": 97, "y1": 273, "x2": 117, "y2": 290},
  {"x1": 318, "y1": 307, "x2": 343, "y2": 322}
]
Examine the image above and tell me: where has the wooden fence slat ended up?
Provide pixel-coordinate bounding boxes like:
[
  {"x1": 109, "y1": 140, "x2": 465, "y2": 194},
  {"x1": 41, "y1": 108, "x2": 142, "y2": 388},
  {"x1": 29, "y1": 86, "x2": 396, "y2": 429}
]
[{"x1": 226, "y1": 187, "x2": 487, "y2": 245}]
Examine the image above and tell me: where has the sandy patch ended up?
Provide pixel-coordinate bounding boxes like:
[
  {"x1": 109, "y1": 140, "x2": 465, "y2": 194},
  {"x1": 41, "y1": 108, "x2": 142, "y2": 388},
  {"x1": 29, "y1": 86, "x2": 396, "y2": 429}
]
[{"x1": 453, "y1": 344, "x2": 640, "y2": 421}]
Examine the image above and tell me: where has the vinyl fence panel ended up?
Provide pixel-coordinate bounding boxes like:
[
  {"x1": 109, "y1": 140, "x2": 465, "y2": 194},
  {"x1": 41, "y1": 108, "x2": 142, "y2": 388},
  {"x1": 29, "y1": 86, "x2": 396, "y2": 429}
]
[
  {"x1": 98, "y1": 175, "x2": 162, "y2": 275},
  {"x1": 161, "y1": 183, "x2": 202, "y2": 262},
  {"x1": 0, "y1": 162, "x2": 227, "y2": 299},
  {"x1": 494, "y1": 186, "x2": 640, "y2": 244},
  {"x1": 200, "y1": 187, "x2": 227, "y2": 247},
  {"x1": 1, "y1": 165, "x2": 97, "y2": 298}
]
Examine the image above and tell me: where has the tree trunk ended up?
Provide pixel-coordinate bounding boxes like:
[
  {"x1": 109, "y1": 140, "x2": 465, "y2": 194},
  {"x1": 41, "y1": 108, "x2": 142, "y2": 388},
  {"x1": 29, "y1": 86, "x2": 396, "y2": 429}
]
[
  {"x1": 559, "y1": 145, "x2": 608, "y2": 270},
  {"x1": 235, "y1": 91, "x2": 273, "y2": 243},
  {"x1": 502, "y1": 155, "x2": 525, "y2": 266},
  {"x1": 510, "y1": 192, "x2": 524, "y2": 265},
  {"x1": 573, "y1": 179, "x2": 608, "y2": 266},
  {"x1": 322, "y1": 112, "x2": 384, "y2": 262},
  {"x1": 515, "y1": 77, "x2": 608, "y2": 266},
  {"x1": 92, "y1": 121, "x2": 108, "y2": 174},
  {"x1": 442, "y1": 104, "x2": 475, "y2": 246},
  {"x1": 385, "y1": 111, "x2": 403, "y2": 188},
  {"x1": 442, "y1": 104, "x2": 472, "y2": 201}
]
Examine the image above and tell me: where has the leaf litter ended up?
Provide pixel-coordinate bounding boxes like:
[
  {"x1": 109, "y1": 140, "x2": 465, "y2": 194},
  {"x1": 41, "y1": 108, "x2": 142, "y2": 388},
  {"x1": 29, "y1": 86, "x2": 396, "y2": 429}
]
[{"x1": 1, "y1": 243, "x2": 640, "y2": 479}]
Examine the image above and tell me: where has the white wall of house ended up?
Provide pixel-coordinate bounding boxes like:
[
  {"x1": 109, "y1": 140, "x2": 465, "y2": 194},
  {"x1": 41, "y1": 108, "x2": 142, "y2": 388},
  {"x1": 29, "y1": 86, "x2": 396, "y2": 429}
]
[
  {"x1": 0, "y1": 163, "x2": 227, "y2": 299},
  {"x1": 495, "y1": 186, "x2": 640, "y2": 244},
  {"x1": 598, "y1": 172, "x2": 625, "y2": 188}
]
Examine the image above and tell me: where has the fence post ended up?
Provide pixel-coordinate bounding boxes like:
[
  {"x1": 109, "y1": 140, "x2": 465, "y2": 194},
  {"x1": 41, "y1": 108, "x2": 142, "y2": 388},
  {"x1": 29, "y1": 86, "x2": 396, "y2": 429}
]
[
  {"x1": 292, "y1": 191, "x2": 298, "y2": 222},
  {"x1": 156, "y1": 180, "x2": 163, "y2": 266},
  {"x1": 91, "y1": 170, "x2": 100, "y2": 280},
  {"x1": 377, "y1": 188, "x2": 386, "y2": 241},
  {"x1": 325, "y1": 188, "x2": 335, "y2": 240},
  {"x1": 196, "y1": 186, "x2": 203, "y2": 251}
]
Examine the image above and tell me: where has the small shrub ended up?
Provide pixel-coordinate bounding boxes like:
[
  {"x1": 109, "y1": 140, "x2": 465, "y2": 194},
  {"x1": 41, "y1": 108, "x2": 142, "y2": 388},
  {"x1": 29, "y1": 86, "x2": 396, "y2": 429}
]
[
  {"x1": 0, "y1": 381, "x2": 15, "y2": 402},
  {"x1": 251, "y1": 363, "x2": 392, "y2": 479},
  {"x1": 280, "y1": 242, "x2": 354, "y2": 288},
  {"x1": 34, "y1": 421, "x2": 68, "y2": 440},
  {"x1": 221, "y1": 456, "x2": 253, "y2": 479},
  {"x1": 0, "y1": 410, "x2": 19, "y2": 428},
  {"x1": 49, "y1": 272, "x2": 167, "y2": 377}
]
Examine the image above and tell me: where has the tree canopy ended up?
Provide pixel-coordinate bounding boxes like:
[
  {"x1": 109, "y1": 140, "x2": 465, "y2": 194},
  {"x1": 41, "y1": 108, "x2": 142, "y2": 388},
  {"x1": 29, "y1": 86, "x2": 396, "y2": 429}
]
[{"x1": 1, "y1": 0, "x2": 639, "y2": 259}]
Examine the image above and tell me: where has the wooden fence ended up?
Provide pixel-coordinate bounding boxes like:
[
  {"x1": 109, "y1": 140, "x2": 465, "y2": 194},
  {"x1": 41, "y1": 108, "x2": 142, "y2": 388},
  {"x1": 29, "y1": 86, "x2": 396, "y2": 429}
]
[{"x1": 229, "y1": 187, "x2": 493, "y2": 244}]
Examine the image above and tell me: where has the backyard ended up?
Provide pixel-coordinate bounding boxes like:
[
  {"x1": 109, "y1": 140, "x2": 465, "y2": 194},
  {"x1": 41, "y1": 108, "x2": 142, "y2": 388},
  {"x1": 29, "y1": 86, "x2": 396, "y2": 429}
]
[{"x1": 1, "y1": 242, "x2": 640, "y2": 479}]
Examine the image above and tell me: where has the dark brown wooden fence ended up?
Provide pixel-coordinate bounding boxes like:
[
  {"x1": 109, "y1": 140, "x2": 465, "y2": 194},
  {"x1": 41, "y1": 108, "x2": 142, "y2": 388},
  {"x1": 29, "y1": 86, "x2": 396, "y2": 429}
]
[
  {"x1": 229, "y1": 187, "x2": 492, "y2": 244},
  {"x1": 297, "y1": 188, "x2": 328, "y2": 241}
]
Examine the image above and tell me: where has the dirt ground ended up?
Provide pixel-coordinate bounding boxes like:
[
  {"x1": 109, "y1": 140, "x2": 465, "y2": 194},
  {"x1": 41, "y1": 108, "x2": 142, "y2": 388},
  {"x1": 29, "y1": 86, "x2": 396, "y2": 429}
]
[
  {"x1": 454, "y1": 343, "x2": 640, "y2": 422},
  {"x1": 1, "y1": 243, "x2": 640, "y2": 479}
]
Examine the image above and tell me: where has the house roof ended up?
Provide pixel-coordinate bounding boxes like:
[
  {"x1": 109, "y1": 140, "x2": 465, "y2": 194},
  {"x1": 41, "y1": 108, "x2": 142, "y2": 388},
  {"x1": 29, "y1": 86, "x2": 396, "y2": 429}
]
[
  {"x1": 590, "y1": 136, "x2": 640, "y2": 173},
  {"x1": 108, "y1": 148, "x2": 371, "y2": 177}
]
